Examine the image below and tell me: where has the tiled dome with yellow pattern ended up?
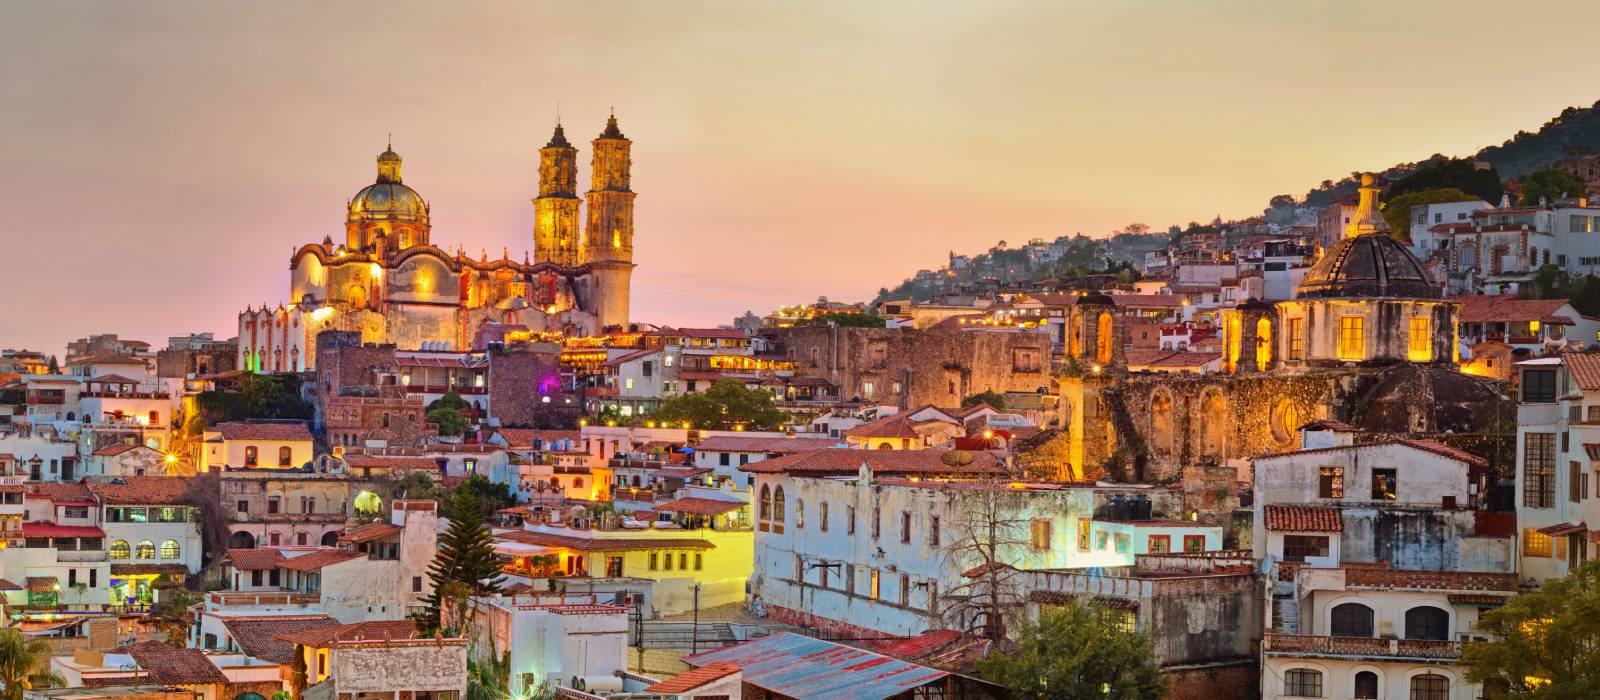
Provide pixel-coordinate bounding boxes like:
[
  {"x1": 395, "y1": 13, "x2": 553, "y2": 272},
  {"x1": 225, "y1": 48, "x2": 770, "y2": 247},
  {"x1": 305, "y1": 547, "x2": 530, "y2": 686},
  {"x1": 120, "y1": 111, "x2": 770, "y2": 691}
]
[{"x1": 347, "y1": 147, "x2": 428, "y2": 224}]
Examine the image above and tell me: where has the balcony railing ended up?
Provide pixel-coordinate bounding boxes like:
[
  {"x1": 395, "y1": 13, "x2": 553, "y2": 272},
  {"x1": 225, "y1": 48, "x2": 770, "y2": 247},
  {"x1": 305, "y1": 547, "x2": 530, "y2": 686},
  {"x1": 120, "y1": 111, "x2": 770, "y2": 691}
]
[
  {"x1": 57, "y1": 551, "x2": 108, "y2": 562},
  {"x1": 207, "y1": 591, "x2": 321, "y2": 607},
  {"x1": 1262, "y1": 632, "x2": 1462, "y2": 660}
]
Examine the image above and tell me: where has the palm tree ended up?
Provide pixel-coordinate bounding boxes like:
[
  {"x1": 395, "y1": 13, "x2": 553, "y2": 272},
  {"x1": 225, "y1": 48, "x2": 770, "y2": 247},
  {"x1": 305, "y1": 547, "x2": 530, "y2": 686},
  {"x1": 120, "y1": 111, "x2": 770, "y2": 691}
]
[{"x1": 0, "y1": 628, "x2": 63, "y2": 700}]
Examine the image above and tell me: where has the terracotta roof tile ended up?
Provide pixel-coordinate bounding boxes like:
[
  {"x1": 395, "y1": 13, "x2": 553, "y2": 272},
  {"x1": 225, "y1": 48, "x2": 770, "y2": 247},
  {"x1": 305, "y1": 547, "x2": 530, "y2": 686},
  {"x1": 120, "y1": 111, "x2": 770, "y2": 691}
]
[
  {"x1": 279, "y1": 549, "x2": 362, "y2": 572},
  {"x1": 1263, "y1": 505, "x2": 1343, "y2": 532},
  {"x1": 337, "y1": 523, "x2": 401, "y2": 544},
  {"x1": 275, "y1": 620, "x2": 419, "y2": 648},
  {"x1": 91, "y1": 444, "x2": 143, "y2": 457},
  {"x1": 739, "y1": 448, "x2": 1004, "y2": 476},
  {"x1": 693, "y1": 436, "x2": 832, "y2": 454},
  {"x1": 644, "y1": 662, "x2": 740, "y2": 693},
  {"x1": 88, "y1": 476, "x2": 190, "y2": 505},
  {"x1": 221, "y1": 548, "x2": 287, "y2": 571},
  {"x1": 214, "y1": 422, "x2": 312, "y2": 442},
  {"x1": 28, "y1": 481, "x2": 94, "y2": 502},
  {"x1": 494, "y1": 428, "x2": 580, "y2": 448},
  {"x1": 1586, "y1": 443, "x2": 1600, "y2": 461},
  {"x1": 223, "y1": 615, "x2": 341, "y2": 664},
  {"x1": 1446, "y1": 295, "x2": 1581, "y2": 324},
  {"x1": 124, "y1": 641, "x2": 228, "y2": 685},
  {"x1": 1567, "y1": 354, "x2": 1600, "y2": 392}
]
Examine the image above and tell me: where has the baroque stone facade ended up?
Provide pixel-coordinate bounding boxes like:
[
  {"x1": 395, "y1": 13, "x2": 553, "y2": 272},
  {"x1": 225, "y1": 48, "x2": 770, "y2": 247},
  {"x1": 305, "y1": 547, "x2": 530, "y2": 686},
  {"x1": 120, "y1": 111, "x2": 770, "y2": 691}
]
[{"x1": 238, "y1": 117, "x2": 636, "y2": 372}]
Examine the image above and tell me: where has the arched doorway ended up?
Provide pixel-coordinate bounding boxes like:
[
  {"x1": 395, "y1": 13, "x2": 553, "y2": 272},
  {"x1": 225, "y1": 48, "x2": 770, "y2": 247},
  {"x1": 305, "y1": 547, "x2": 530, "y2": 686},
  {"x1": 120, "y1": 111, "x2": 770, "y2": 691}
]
[
  {"x1": 229, "y1": 531, "x2": 256, "y2": 549},
  {"x1": 1149, "y1": 392, "x2": 1175, "y2": 455},
  {"x1": 1095, "y1": 312, "x2": 1114, "y2": 366},
  {"x1": 1198, "y1": 391, "x2": 1227, "y2": 460},
  {"x1": 321, "y1": 531, "x2": 340, "y2": 547}
]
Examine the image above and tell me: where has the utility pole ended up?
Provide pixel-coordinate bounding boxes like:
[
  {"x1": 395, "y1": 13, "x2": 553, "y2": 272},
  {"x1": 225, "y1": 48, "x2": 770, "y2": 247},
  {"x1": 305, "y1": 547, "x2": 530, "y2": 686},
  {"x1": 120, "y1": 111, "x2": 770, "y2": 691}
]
[{"x1": 691, "y1": 583, "x2": 701, "y2": 655}]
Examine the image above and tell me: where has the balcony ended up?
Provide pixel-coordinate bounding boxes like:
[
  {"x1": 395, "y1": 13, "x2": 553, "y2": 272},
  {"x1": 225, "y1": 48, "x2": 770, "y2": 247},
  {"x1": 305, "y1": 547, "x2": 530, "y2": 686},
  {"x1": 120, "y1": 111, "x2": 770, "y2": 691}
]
[
  {"x1": 404, "y1": 385, "x2": 486, "y2": 395},
  {"x1": 57, "y1": 550, "x2": 108, "y2": 563},
  {"x1": 206, "y1": 591, "x2": 321, "y2": 608},
  {"x1": 1262, "y1": 632, "x2": 1461, "y2": 661},
  {"x1": 25, "y1": 395, "x2": 65, "y2": 406},
  {"x1": 262, "y1": 512, "x2": 349, "y2": 524}
]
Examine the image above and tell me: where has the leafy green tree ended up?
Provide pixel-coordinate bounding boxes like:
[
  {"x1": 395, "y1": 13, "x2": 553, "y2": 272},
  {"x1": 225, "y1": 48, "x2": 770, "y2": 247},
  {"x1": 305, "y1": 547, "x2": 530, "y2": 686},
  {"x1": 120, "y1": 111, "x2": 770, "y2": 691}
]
[
  {"x1": 652, "y1": 379, "x2": 788, "y2": 429},
  {"x1": 196, "y1": 374, "x2": 313, "y2": 426},
  {"x1": 45, "y1": 356, "x2": 58, "y2": 374},
  {"x1": 148, "y1": 583, "x2": 203, "y2": 645},
  {"x1": 445, "y1": 473, "x2": 515, "y2": 520},
  {"x1": 962, "y1": 390, "x2": 1006, "y2": 411},
  {"x1": 1462, "y1": 560, "x2": 1600, "y2": 697},
  {"x1": 977, "y1": 601, "x2": 1165, "y2": 699},
  {"x1": 421, "y1": 487, "x2": 503, "y2": 634},
  {"x1": 1387, "y1": 157, "x2": 1504, "y2": 203},
  {"x1": 1520, "y1": 167, "x2": 1588, "y2": 206},
  {"x1": 1380, "y1": 188, "x2": 1480, "y2": 240},
  {"x1": 0, "y1": 628, "x2": 63, "y2": 700},
  {"x1": 427, "y1": 391, "x2": 471, "y2": 437}
]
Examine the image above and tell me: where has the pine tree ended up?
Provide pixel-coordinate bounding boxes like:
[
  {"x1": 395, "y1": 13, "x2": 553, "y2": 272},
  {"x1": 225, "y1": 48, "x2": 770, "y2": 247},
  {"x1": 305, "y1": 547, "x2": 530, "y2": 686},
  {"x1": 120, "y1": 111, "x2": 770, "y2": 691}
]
[
  {"x1": 46, "y1": 356, "x2": 58, "y2": 374},
  {"x1": 421, "y1": 486, "x2": 503, "y2": 633}
]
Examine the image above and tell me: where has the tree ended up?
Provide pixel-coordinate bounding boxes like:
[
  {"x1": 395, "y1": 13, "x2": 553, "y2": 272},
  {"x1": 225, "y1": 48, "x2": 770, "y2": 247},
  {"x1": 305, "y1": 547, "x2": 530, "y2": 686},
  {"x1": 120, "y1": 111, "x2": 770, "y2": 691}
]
[
  {"x1": 444, "y1": 473, "x2": 515, "y2": 520},
  {"x1": 148, "y1": 583, "x2": 203, "y2": 645},
  {"x1": 45, "y1": 356, "x2": 58, "y2": 374},
  {"x1": 800, "y1": 312, "x2": 885, "y2": 328},
  {"x1": 421, "y1": 486, "x2": 503, "y2": 634},
  {"x1": 1386, "y1": 157, "x2": 1504, "y2": 203},
  {"x1": 941, "y1": 481, "x2": 1032, "y2": 641},
  {"x1": 195, "y1": 373, "x2": 312, "y2": 426},
  {"x1": 428, "y1": 391, "x2": 471, "y2": 437},
  {"x1": 1462, "y1": 560, "x2": 1600, "y2": 697},
  {"x1": 0, "y1": 628, "x2": 63, "y2": 700},
  {"x1": 651, "y1": 379, "x2": 788, "y2": 430},
  {"x1": 962, "y1": 390, "x2": 1006, "y2": 411},
  {"x1": 1380, "y1": 188, "x2": 1479, "y2": 240},
  {"x1": 1520, "y1": 167, "x2": 1587, "y2": 206},
  {"x1": 977, "y1": 600, "x2": 1166, "y2": 699}
]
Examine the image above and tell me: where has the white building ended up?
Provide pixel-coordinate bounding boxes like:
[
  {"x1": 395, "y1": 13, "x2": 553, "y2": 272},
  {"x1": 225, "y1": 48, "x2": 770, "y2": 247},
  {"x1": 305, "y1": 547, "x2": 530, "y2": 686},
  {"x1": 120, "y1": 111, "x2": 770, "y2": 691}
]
[
  {"x1": 464, "y1": 595, "x2": 629, "y2": 698},
  {"x1": 1513, "y1": 354, "x2": 1600, "y2": 585}
]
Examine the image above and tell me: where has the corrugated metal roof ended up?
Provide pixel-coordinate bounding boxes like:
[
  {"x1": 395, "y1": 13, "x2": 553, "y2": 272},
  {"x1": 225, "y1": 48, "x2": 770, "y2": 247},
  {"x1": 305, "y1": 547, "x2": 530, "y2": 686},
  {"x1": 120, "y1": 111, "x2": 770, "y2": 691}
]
[{"x1": 682, "y1": 632, "x2": 948, "y2": 700}]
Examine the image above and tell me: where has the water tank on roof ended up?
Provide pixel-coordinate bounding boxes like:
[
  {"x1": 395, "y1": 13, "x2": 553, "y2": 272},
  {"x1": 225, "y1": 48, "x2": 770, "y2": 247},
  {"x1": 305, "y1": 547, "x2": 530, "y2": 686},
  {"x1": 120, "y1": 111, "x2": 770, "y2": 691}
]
[
  {"x1": 1107, "y1": 495, "x2": 1126, "y2": 520},
  {"x1": 1131, "y1": 495, "x2": 1153, "y2": 521}
]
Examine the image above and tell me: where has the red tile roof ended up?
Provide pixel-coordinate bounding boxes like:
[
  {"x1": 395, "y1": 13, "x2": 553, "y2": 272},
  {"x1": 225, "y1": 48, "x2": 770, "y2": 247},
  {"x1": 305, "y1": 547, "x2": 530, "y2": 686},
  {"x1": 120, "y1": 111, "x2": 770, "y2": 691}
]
[
  {"x1": 338, "y1": 523, "x2": 401, "y2": 544},
  {"x1": 221, "y1": 548, "x2": 287, "y2": 571},
  {"x1": 124, "y1": 640, "x2": 229, "y2": 685},
  {"x1": 21, "y1": 523, "x2": 105, "y2": 538},
  {"x1": 693, "y1": 436, "x2": 832, "y2": 454},
  {"x1": 667, "y1": 328, "x2": 750, "y2": 339},
  {"x1": 214, "y1": 422, "x2": 312, "y2": 442},
  {"x1": 276, "y1": 620, "x2": 420, "y2": 648},
  {"x1": 342, "y1": 455, "x2": 439, "y2": 471},
  {"x1": 655, "y1": 498, "x2": 747, "y2": 516},
  {"x1": 223, "y1": 615, "x2": 341, "y2": 664},
  {"x1": 1260, "y1": 439, "x2": 1488, "y2": 469},
  {"x1": 1110, "y1": 294, "x2": 1184, "y2": 308},
  {"x1": 739, "y1": 448, "x2": 1004, "y2": 476},
  {"x1": 1567, "y1": 353, "x2": 1600, "y2": 391},
  {"x1": 279, "y1": 549, "x2": 362, "y2": 572},
  {"x1": 1263, "y1": 505, "x2": 1343, "y2": 532},
  {"x1": 88, "y1": 476, "x2": 191, "y2": 505},
  {"x1": 644, "y1": 662, "x2": 740, "y2": 693},
  {"x1": 1447, "y1": 593, "x2": 1512, "y2": 606},
  {"x1": 91, "y1": 444, "x2": 144, "y2": 457},
  {"x1": 843, "y1": 409, "x2": 957, "y2": 439},
  {"x1": 1446, "y1": 295, "x2": 1581, "y2": 324},
  {"x1": 28, "y1": 481, "x2": 95, "y2": 502}
]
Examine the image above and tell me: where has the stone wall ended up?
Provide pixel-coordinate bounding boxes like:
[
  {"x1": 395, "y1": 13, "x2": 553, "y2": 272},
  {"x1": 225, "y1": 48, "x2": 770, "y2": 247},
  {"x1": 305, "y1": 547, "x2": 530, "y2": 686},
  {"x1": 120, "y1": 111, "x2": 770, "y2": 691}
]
[
  {"x1": 488, "y1": 345, "x2": 577, "y2": 428},
  {"x1": 1162, "y1": 660, "x2": 1258, "y2": 700},
  {"x1": 764, "y1": 326, "x2": 1051, "y2": 409}
]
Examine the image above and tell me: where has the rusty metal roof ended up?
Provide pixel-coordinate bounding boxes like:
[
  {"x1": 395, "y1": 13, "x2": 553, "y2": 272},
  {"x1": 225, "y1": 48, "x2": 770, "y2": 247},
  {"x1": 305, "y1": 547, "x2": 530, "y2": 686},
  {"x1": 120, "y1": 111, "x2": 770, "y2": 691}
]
[{"x1": 681, "y1": 632, "x2": 950, "y2": 700}]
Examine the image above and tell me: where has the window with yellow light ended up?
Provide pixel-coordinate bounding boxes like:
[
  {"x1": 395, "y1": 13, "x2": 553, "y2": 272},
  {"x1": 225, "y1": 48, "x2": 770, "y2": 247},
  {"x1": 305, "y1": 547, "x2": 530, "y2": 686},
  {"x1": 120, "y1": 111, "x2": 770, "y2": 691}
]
[
  {"x1": 1408, "y1": 317, "x2": 1433, "y2": 361},
  {"x1": 1337, "y1": 316, "x2": 1364, "y2": 360}
]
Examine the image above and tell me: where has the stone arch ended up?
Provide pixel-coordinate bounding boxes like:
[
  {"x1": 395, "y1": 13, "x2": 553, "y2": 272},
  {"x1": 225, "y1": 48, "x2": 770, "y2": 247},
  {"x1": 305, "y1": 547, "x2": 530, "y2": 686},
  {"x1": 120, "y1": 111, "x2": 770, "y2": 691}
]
[
  {"x1": 1270, "y1": 397, "x2": 1300, "y2": 447},
  {"x1": 321, "y1": 531, "x2": 339, "y2": 546},
  {"x1": 228, "y1": 531, "x2": 256, "y2": 549},
  {"x1": 1197, "y1": 389, "x2": 1227, "y2": 460},
  {"x1": 1255, "y1": 317, "x2": 1272, "y2": 372},
  {"x1": 1148, "y1": 390, "x2": 1176, "y2": 456},
  {"x1": 347, "y1": 283, "x2": 367, "y2": 310},
  {"x1": 1095, "y1": 312, "x2": 1114, "y2": 366}
]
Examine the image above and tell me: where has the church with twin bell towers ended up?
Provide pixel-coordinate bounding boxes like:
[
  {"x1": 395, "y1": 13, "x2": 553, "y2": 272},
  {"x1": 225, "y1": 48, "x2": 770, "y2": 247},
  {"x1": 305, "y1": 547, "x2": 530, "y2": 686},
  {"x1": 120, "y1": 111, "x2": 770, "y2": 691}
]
[{"x1": 236, "y1": 115, "x2": 637, "y2": 373}]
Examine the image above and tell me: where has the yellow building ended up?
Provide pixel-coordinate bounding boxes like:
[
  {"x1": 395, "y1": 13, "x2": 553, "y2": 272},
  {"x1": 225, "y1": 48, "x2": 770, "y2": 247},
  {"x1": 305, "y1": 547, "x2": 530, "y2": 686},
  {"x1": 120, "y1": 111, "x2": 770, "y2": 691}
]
[{"x1": 199, "y1": 422, "x2": 314, "y2": 471}]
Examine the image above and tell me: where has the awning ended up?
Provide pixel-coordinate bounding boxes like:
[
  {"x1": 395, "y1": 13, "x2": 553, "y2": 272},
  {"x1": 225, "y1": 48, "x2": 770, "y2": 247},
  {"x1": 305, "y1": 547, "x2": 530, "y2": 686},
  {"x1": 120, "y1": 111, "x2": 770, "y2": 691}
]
[
  {"x1": 0, "y1": 579, "x2": 22, "y2": 591},
  {"x1": 493, "y1": 542, "x2": 554, "y2": 558},
  {"x1": 26, "y1": 576, "x2": 57, "y2": 592},
  {"x1": 1448, "y1": 594, "x2": 1511, "y2": 607},
  {"x1": 1537, "y1": 522, "x2": 1587, "y2": 537}
]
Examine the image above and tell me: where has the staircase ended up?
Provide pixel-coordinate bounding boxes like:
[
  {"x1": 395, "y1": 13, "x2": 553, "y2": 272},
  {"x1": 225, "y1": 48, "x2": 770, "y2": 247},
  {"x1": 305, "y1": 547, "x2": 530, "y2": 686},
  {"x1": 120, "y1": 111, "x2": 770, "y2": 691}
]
[{"x1": 1272, "y1": 594, "x2": 1300, "y2": 633}]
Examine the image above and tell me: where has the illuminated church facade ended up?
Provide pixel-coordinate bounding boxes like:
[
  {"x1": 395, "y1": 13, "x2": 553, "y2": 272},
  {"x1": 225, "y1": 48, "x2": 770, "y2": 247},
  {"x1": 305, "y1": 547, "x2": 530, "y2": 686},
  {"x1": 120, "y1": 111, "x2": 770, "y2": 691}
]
[{"x1": 238, "y1": 116, "x2": 636, "y2": 372}]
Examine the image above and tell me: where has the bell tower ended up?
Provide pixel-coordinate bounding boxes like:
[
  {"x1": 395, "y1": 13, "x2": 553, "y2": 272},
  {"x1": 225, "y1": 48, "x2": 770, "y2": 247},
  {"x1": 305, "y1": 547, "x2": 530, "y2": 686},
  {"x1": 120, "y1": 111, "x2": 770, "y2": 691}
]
[
  {"x1": 583, "y1": 113, "x2": 636, "y2": 330},
  {"x1": 532, "y1": 123, "x2": 582, "y2": 267}
]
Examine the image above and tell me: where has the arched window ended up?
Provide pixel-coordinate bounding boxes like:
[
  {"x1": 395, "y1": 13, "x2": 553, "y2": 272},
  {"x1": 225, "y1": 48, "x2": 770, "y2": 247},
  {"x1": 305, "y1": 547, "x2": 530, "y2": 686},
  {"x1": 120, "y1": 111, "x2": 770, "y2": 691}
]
[
  {"x1": 159, "y1": 540, "x2": 180, "y2": 559},
  {"x1": 772, "y1": 486, "x2": 786, "y2": 534},
  {"x1": 1255, "y1": 317, "x2": 1272, "y2": 372},
  {"x1": 278, "y1": 446, "x2": 292, "y2": 467},
  {"x1": 573, "y1": 477, "x2": 584, "y2": 489},
  {"x1": 1095, "y1": 312, "x2": 1114, "y2": 366},
  {"x1": 109, "y1": 540, "x2": 130, "y2": 559},
  {"x1": 1283, "y1": 669, "x2": 1322, "y2": 697},
  {"x1": 758, "y1": 485, "x2": 772, "y2": 528},
  {"x1": 135, "y1": 540, "x2": 155, "y2": 559},
  {"x1": 1354, "y1": 671, "x2": 1378, "y2": 699},
  {"x1": 795, "y1": 499, "x2": 805, "y2": 529},
  {"x1": 1405, "y1": 606, "x2": 1451, "y2": 641},
  {"x1": 244, "y1": 446, "x2": 258, "y2": 467},
  {"x1": 1410, "y1": 673, "x2": 1449, "y2": 700},
  {"x1": 1330, "y1": 602, "x2": 1375, "y2": 637},
  {"x1": 65, "y1": 412, "x2": 75, "y2": 422}
]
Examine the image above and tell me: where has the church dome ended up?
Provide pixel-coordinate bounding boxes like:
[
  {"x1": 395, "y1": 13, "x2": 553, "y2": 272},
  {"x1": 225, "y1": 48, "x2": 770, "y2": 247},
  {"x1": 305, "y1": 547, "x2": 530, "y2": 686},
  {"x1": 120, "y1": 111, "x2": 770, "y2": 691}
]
[
  {"x1": 347, "y1": 144, "x2": 428, "y2": 224},
  {"x1": 1296, "y1": 174, "x2": 1438, "y2": 299}
]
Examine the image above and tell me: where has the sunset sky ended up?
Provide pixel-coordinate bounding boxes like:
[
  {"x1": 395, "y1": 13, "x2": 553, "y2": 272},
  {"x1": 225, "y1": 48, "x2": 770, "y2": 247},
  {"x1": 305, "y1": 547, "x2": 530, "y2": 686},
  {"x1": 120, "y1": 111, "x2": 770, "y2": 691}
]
[{"x1": 4, "y1": 0, "x2": 1600, "y2": 354}]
